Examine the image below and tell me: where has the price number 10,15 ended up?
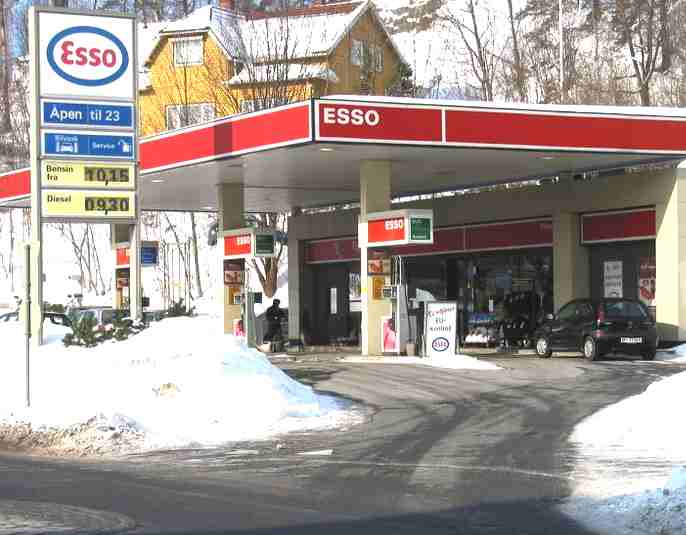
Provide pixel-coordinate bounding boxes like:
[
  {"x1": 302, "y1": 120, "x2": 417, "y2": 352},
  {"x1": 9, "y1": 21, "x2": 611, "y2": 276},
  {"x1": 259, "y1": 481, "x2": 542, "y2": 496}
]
[
  {"x1": 84, "y1": 166, "x2": 130, "y2": 184},
  {"x1": 84, "y1": 196, "x2": 130, "y2": 214}
]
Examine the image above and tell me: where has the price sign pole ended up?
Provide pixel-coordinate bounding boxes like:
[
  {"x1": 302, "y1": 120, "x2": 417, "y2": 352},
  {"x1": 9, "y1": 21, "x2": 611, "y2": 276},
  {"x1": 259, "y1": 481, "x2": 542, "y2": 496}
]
[
  {"x1": 24, "y1": 243, "x2": 31, "y2": 408},
  {"x1": 28, "y1": 6, "x2": 139, "y2": 341}
]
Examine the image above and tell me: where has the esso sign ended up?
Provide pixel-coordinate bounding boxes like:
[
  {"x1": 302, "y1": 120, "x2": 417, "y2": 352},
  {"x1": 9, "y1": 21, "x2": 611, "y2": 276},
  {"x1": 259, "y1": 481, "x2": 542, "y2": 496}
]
[
  {"x1": 384, "y1": 218, "x2": 404, "y2": 231},
  {"x1": 236, "y1": 236, "x2": 251, "y2": 246},
  {"x1": 322, "y1": 107, "x2": 381, "y2": 127},
  {"x1": 431, "y1": 337, "x2": 450, "y2": 352},
  {"x1": 47, "y1": 26, "x2": 129, "y2": 87}
]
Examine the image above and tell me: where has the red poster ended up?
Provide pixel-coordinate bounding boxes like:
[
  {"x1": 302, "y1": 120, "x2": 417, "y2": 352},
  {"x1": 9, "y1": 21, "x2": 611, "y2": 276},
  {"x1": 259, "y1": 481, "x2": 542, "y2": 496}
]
[
  {"x1": 116, "y1": 247, "x2": 130, "y2": 267},
  {"x1": 224, "y1": 234, "x2": 252, "y2": 257},
  {"x1": 368, "y1": 217, "x2": 405, "y2": 245}
]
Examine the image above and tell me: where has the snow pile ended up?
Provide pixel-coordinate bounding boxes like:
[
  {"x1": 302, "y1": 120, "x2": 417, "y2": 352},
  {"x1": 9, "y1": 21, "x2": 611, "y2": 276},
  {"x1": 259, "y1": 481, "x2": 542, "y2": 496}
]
[
  {"x1": 0, "y1": 316, "x2": 362, "y2": 451},
  {"x1": 344, "y1": 354, "x2": 501, "y2": 371},
  {"x1": 657, "y1": 343, "x2": 686, "y2": 363},
  {"x1": 561, "y1": 371, "x2": 686, "y2": 534}
]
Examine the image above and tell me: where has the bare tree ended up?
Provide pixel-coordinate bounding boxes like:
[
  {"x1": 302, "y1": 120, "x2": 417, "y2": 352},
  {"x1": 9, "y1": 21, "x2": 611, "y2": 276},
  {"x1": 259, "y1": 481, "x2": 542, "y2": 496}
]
[{"x1": 442, "y1": 0, "x2": 499, "y2": 101}]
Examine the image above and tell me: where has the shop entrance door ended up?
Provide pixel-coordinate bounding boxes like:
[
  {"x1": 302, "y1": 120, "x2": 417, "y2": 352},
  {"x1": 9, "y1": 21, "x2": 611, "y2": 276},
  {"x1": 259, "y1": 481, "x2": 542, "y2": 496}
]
[{"x1": 312, "y1": 264, "x2": 350, "y2": 344}]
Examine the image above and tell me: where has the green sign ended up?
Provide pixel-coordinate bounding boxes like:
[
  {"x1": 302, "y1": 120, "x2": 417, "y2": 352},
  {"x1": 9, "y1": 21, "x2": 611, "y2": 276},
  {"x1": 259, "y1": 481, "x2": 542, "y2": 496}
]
[
  {"x1": 254, "y1": 234, "x2": 275, "y2": 256},
  {"x1": 410, "y1": 217, "x2": 432, "y2": 241}
]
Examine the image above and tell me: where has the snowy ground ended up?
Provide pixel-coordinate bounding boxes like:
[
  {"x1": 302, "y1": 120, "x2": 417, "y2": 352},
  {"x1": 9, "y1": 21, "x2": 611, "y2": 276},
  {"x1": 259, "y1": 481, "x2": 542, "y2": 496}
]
[
  {"x1": 342, "y1": 354, "x2": 501, "y2": 371},
  {"x1": 657, "y1": 342, "x2": 686, "y2": 364},
  {"x1": 560, "y1": 369, "x2": 686, "y2": 534},
  {"x1": 0, "y1": 314, "x2": 364, "y2": 456}
]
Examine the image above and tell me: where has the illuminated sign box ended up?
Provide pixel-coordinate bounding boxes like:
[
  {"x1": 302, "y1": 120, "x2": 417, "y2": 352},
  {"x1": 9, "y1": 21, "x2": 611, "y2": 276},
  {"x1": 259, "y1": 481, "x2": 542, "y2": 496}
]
[
  {"x1": 223, "y1": 228, "x2": 276, "y2": 259},
  {"x1": 41, "y1": 189, "x2": 136, "y2": 221},
  {"x1": 364, "y1": 209, "x2": 434, "y2": 247},
  {"x1": 41, "y1": 160, "x2": 135, "y2": 189}
]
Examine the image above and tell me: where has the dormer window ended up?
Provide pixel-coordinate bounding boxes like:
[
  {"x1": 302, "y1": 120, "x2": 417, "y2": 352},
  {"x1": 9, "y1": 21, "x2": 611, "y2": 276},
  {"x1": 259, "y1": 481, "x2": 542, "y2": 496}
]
[{"x1": 173, "y1": 37, "x2": 204, "y2": 66}]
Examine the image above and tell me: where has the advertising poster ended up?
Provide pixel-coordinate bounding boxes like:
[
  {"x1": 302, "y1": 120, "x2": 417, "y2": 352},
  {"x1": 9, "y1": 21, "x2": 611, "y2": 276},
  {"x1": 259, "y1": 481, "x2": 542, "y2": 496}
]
[
  {"x1": 603, "y1": 260, "x2": 623, "y2": 298},
  {"x1": 425, "y1": 302, "x2": 458, "y2": 358},
  {"x1": 233, "y1": 318, "x2": 245, "y2": 338},
  {"x1": 638, "y1": 257, "x2": 656, "y2": 307},
  {"x1": 381, "y1": 315, "x2": 399, "y2": 353}
]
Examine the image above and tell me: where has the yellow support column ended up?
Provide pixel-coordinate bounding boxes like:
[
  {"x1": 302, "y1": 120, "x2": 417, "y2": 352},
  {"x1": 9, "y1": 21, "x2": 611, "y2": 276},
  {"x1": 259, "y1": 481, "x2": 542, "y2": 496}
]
[{"x1": 360, "y1": 160, "x2": 392, "y2": 356}]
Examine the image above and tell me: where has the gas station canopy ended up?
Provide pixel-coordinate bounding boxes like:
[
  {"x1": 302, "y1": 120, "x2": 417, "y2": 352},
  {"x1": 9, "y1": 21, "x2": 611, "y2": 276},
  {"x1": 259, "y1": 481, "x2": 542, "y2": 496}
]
[{"x1": 4, "y1": 95, "x2": 686, "y2": 212}]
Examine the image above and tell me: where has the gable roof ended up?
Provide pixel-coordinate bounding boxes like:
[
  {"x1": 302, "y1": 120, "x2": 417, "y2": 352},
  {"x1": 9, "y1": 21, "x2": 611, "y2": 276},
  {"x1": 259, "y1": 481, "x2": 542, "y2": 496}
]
[{"x1": 140, "y1": 1, "x2": 406, "y2": 68}]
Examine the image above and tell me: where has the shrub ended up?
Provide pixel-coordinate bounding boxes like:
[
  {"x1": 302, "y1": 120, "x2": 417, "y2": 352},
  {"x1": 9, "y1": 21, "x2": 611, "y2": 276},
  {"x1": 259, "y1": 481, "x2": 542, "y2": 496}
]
[
  {"x1": 166, "y1": 298, "x2": 194, "y2": 318},
  {"x1": 63, "y1": 314, "x2": 99, "y2": 347}
]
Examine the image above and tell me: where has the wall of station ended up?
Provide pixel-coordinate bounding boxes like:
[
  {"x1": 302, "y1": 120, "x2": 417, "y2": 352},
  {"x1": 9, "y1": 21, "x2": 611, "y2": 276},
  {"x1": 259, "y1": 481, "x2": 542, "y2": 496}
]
[{"x1": 289, "y1": 166, "x2": 682, "y2": 344}]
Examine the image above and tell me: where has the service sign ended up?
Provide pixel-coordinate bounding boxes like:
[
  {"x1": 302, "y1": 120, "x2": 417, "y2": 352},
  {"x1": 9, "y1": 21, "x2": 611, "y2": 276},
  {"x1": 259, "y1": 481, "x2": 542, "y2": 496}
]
[
  {"x1": 42, "y1": 130, "x2": 135, "y2": 160},
  {"x1": 425, "y1": 302, "x2": 458, "y2": 358},
  {"x1": 38, "y1": 12, "x2": 135, "y2": 99},
  {"x1": 41, "y1": 189, "x2": 136, "y2": 220},
  {"x1": 42, "y1": 160, "x2": 135, "y2": 189},
  {"x1": 365, "y1": 209, "x2": 434, "y2": 247}
]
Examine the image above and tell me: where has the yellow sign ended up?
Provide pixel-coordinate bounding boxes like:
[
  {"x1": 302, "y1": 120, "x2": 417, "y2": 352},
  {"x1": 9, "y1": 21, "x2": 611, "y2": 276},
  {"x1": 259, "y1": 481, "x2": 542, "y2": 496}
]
[
  {"x1": 41, "y1": 161, "x2": 135, "y2": 189},
  {"x1": 41, "y1": 189, "x2": 136, "y2": 220}
]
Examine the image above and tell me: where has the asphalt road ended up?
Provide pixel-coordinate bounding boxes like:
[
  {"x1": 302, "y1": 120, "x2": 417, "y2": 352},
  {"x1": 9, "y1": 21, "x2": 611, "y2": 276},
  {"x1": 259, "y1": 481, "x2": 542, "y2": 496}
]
[{"x1": 1, "y1": 355, "x2": 684, "y2": 535}]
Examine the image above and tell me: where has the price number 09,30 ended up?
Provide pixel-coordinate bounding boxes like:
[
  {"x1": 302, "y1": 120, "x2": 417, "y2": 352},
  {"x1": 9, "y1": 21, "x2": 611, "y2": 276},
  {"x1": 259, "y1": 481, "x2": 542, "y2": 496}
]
[{"x1": 84, "y1": 196, "x2": 130, "y2": 214}]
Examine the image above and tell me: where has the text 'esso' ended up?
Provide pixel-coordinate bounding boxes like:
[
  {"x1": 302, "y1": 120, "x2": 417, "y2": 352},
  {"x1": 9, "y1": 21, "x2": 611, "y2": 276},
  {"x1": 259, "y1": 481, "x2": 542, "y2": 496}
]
[
  {"x1": 47, "y1": 26, "x2": 129, "y2": 87},
  {"x1": 322, "y1": 107, "x2": 381, "y2": 127}
]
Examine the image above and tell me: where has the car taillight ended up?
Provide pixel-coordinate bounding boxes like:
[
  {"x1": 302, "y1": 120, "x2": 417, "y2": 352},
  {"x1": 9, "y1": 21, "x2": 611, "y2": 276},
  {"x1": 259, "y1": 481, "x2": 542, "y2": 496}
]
[{"x1": 597, "y1": 307, "x2": 605, "y2": 327}]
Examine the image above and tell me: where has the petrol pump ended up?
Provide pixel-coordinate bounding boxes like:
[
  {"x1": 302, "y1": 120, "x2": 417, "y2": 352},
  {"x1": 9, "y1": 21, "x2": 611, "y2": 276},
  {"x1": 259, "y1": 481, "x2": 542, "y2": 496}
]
[
  {"x1": 363, "y1": 209, "x2": 433, "y2": 355},
  {"x1": 223, "y1": 228, "x2": 275, "y2": 346}
]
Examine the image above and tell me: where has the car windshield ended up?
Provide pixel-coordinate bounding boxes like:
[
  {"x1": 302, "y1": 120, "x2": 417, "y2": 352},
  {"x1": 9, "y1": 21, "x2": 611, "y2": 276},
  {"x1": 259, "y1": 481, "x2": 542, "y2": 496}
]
[{"x1": 603, "y1": 300, "x2": 649, "y2": 319}]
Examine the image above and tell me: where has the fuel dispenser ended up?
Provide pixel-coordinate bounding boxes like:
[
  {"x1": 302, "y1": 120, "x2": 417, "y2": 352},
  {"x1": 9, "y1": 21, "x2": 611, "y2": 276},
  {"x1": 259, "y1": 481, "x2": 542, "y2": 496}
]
[{"x1": 380, "y1": 257, "x2": 412, "y2": 355}]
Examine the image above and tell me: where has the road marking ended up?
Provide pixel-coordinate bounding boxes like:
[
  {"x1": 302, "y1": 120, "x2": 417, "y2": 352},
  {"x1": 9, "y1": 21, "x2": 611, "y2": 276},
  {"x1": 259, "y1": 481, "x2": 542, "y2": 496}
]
[{"x1": 297, "y1": 449, "x2": 334, "y2": 456}]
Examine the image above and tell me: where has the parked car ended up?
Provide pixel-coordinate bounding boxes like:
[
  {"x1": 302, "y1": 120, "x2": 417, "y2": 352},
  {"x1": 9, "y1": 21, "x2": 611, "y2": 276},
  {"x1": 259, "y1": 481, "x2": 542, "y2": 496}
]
[
  {"x1": 70, "y1": 307, "x2": 130, "y2": 330},
  {"x1": 533, "y1": 298, "x2": 657, "y2": 361},
  {"x1": 0, "y1": 310, "x2": 70, "y2": 327}
]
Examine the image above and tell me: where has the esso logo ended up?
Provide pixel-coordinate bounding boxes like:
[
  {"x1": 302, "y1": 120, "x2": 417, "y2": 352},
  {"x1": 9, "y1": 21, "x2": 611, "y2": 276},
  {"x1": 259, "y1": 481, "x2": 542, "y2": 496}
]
[
  {"x1": 384, "y1": 218, "x2": 404, "y2": 231},
  {"x1": 236, "y1": 236, "x2": 251, "y2": 246},
  {"x1": 47, "y1": 26, "x2": 129, "y2": 87},
  {"x1": 323, "y1": 107, "x2": 381, "y2": 127},
  {"x1": 431, "y1": 337, "x2": 450, "y2": 352}
]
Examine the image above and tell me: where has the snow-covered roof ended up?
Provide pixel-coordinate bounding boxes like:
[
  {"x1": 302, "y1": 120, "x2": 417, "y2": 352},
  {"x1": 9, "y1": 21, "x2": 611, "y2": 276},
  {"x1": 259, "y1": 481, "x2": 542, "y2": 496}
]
[
  {"x1": 227, "y1": 63, "x2": 339, "y2": 85},
  {"x1": 141, "y1": 1, "x2": 406, "y2": 67}
]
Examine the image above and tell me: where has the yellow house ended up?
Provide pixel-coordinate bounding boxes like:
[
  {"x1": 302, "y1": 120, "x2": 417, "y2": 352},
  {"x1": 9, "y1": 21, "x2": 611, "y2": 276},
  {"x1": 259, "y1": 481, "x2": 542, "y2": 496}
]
[{"x1": 138, "y1": 0, "x2": 406, "y2": 136}]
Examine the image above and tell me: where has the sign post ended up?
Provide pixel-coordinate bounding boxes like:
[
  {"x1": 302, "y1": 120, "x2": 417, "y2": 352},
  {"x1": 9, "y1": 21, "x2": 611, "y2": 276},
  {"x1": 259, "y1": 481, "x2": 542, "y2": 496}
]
[
  {"x1": 424, "y1": 301, "x2": 459, "y2": 358},
  {"x1": 23, "y1": 243, "x2": 31, "y2": 408},
  {"x1": 29, "y1": 6, "x2": 138, "y2": 341}
]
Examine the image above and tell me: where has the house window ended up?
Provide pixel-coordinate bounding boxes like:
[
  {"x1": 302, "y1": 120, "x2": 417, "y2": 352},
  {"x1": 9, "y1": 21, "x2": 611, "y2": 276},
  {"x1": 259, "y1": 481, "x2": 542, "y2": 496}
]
[
  {"x1": 165, "y1": 103, "x2": 215, "y2": 130},
  {"x1": 173, "y1": 37, "x2": 203, "y2": 66},
  {"x1": 351, "y1": 39, "x2": 364, "y2": 67},
  {"x1": 240, "y1": 100, "x2": 258, "y2": 113},
  {"x1": 373, "y1": 44, "x2": 384, "y2": 73}
]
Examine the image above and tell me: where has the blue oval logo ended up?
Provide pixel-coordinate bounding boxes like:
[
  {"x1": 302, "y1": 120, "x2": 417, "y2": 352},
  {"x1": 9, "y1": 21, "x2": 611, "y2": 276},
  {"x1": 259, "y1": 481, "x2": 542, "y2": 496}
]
[
  {"x1": 47, "y1": 26, "x2": 129, "y2": 87},
  {"x1": 431, "y1": 337, "x2": 450, "y2": 352}
]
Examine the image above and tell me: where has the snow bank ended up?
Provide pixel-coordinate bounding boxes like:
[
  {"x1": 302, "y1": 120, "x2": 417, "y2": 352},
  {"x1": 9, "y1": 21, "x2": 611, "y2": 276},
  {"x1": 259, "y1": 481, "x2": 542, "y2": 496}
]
[
  {"x1": 657, "y1": 343, "x2": 686, "y2": 363},
  {"x1": 343, "y1": 354, "x2": 501, "y2": 371},
  {"x1": 561, "y1": 371, "x2": 686, "y2": 534},
  {"x1": 0, "y1": 315, "x2": 362, "y2": 450}
]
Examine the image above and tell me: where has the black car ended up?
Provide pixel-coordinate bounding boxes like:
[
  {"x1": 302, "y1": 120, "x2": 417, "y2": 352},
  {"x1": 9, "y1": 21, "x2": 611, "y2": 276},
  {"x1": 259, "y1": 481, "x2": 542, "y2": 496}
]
[{"x1": 533, "y1": 298, "x2": 657, "y2": 361}]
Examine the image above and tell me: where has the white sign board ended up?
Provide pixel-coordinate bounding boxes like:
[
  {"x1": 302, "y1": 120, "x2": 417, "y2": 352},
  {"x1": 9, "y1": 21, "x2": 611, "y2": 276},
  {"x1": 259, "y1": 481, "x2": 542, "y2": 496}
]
[
  {"x1": 604, "y1": 260, "x2": 623, "y2": 298},
  {"x1": 38, "y1": 12, "x2": 135, "y2": 100},
  {"x1": 425, "y1": 302, "x2": 458, "y2": 358}
]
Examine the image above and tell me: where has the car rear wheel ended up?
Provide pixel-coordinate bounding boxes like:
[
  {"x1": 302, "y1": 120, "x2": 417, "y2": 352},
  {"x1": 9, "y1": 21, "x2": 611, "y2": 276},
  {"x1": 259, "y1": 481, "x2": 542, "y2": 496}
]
[
  {"x1": 535, "y1": 336, "x2": 552, "y2": 358},
  {"x1": 583, "y1": 336, "x2": 599, "y2": 361},
  {"x1": 642, "y1": 347, "x2": 656, "y2": 361}
]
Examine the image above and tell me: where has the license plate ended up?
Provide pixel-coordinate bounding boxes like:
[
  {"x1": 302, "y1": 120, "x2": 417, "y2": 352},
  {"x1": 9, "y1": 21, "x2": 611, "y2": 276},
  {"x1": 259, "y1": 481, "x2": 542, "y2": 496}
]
[{"x1": 621, "y1": 337, "x2": 642, "y2": 344}]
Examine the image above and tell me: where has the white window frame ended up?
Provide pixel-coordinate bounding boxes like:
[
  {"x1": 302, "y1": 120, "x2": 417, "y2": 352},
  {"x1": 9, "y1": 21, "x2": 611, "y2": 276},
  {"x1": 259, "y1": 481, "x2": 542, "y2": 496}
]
[
  {"x1": 374, "y1": 44, "x2": 384, "y2": 73},
  {"x1": 165, "y1": 103, "x2": 215, "y2": 130},
  {"x1": 240, "y1": 100, "x2": 258, "y2": 113},
  {"x1": 351, "y1": 39, "x2": 364, "y2": 67},
  {"x1": 173, "y1": 37, "x2": 204, "y2": 67}
]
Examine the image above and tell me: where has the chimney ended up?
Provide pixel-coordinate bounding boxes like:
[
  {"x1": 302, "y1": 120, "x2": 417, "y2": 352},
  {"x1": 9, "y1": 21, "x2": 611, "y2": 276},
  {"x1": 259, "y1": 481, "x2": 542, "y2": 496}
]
[{"x1": 218, "y1": 0, "x2": 236, "y2": 10}]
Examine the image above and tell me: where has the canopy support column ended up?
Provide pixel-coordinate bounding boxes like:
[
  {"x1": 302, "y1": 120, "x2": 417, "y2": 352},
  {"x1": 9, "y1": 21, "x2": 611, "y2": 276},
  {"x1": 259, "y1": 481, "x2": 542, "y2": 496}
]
[
  {"x1": 218, "y1": 183, "x2": 245, "y2": 334},
  {"x1": 360, "y1": 160, "x2": 392, "y2": 356},
  {"x1": 553, "y1": 211, "x2": 589, "y2": 310}
]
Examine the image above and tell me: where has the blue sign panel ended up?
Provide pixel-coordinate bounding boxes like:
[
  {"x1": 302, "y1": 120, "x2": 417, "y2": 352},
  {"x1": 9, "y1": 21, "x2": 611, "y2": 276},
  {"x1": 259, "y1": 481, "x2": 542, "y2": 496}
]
[
  {"x1": 43, "y1": 131, "x2": 134, "y2": 159},
  {"x1": 42, "y1": 100, "x2": 134, "y2": 128},
  {"x1": 141, "y1": 245, "x2": 159, "y2": 266}
]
